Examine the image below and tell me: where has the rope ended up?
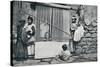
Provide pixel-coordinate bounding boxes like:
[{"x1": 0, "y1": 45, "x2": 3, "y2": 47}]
[{"x1": 33, "y1": 15, "x2": 71, "y2": 36}]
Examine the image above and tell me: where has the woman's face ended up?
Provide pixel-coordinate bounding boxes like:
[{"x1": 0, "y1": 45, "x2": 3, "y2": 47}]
[{"x1": 28, "y1": 19, "x2": 32, "y2": 24}]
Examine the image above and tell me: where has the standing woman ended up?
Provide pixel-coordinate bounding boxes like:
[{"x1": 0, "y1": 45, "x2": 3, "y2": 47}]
[
  {"x1": 72, "y1": 5, "x2": 85, "y2": 54},
  {"x1": 16, "y1": 20, "x2": 27, "y2": 61},
  {"x1": 70, "y1": 13, "x2": 79, "y2": 54},
  {"x1": 23, "y1": 16, "x2": 36, "y2": 58}
]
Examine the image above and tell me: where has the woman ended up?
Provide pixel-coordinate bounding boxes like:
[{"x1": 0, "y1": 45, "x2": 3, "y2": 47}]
[
  {"x1": 70, "y1": 14, "x2": 79, "y2": 54},
  {"x1": 16, "y1": 20, "x2": 28, "y2": 61},
  {"x1": 23, "y1": 16, "x2": 36, "y2": 58}
]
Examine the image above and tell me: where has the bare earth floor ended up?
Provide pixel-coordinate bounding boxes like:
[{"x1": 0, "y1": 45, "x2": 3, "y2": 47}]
[{"x1": 13, "y1": 53, "x2": 97, "y2": 66}]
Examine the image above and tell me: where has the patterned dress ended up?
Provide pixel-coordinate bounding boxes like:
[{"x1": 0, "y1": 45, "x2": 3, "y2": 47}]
[{"x1": 23, "y1": 23, "x2": 36, "y2": 56}]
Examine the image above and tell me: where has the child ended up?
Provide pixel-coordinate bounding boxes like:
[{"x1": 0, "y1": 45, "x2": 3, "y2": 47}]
[
  {"x1": 48, "y1": 44, "x2": 72, "y2": 64},
  {"x1": 56, "y1": 44, "x2": 71, "y2": 61}
]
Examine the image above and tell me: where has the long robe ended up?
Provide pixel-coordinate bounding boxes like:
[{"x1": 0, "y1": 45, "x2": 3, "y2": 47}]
[{"x1": 15, "y1": 23, "x2": 28, "y2": 61}]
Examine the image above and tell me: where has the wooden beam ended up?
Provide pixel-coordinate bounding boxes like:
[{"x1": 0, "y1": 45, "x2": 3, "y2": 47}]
[{"x1": 30, "y1": 2, "x2": 77, "y2": 10}]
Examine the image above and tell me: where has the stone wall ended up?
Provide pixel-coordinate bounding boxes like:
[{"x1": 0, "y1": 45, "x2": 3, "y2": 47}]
[{"x1": 76, "y1": 6, "x2": 97, "y2": 54}]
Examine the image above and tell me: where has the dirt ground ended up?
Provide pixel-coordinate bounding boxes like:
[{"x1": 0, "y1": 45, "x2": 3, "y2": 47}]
[{"x1": 13, "y1": 53, "x2": 97, "y2": 66}]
